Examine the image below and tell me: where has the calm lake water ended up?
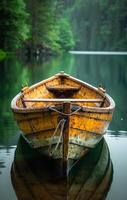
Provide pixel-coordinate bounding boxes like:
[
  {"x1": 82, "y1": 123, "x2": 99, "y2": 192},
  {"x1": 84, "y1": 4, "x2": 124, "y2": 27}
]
[{"x1": 0, "y1": 53, "x2": 127, "y2": 200}]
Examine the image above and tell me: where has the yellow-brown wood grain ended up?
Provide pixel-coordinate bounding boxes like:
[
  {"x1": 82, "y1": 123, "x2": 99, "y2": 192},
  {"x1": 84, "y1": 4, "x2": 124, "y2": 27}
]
[{"x1": 11, "y1": 72, "x2": 115, "y2": 157}]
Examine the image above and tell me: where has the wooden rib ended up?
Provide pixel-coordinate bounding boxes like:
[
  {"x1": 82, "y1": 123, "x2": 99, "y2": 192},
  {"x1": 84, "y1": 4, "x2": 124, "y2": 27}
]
[{"x1": 23, "y1": 98, "x2": 103, "y2": 103}]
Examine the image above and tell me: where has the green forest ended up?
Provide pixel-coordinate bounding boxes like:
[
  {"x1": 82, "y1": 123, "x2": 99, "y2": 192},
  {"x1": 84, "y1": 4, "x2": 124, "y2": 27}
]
[
  {"x1": 0, "y1": 0, "x2": 75, "y2": 58},
  {"x1": 0, "y1": 0, "x2": 127, "y2": 59},
  {"x1": 68, "y1": 0, "x2": 127, "y2": 51}
]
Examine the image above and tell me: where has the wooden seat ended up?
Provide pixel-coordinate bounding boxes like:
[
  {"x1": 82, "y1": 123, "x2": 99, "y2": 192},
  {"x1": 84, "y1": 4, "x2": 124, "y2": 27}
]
[{"x1": 46, "y1": 85, "x2": 81, "y2": 96}]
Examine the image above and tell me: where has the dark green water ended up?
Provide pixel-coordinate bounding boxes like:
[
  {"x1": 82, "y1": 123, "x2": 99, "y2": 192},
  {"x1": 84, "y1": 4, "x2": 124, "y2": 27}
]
[{"x1": 0, "y1": 53, "x2": 127, "y2": 199}]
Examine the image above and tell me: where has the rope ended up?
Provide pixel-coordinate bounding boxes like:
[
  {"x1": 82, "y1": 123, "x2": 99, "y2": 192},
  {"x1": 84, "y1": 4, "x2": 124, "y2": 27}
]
[
  {"x1": 48, "y1": 104, "x2": 81, "y2": 156},
  {"x1": 49, "y1": 106, "x2": 81, "y2": 116},
  {"x1": 48, "y1": 118, "x2": 66, "y2": 156}
]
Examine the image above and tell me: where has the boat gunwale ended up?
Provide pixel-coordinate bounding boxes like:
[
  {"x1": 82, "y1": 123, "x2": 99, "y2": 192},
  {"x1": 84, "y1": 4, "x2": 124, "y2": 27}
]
[{"x1": 11, "y1": 73, "x2": 115, "y2": 114}]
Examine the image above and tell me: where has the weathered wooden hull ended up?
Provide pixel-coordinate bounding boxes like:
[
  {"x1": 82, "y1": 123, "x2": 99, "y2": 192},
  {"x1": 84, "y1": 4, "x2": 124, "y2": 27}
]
[
  {"x1": 11, "y1": 72, "x2": 115, "y2": 161},
  {"x1": 11, "y1": 136, "x2": 113, "y2": 200},
  {"x1": 13, "y1": 108, "x2": 112, "y2": 147}
]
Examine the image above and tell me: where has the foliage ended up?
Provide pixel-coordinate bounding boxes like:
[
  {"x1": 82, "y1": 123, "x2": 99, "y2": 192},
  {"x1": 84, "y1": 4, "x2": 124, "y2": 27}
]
[
  {"x1": 0, "y1": 49, "x2": 7, "y2": 61},
  {"x1": 27, "y1": 0, "x2": 75, "y2": 53},
  {"x1": 67, "y1": 0, "x2": 127, "y2": 51},
  {"x1": 0, "y1": 0, "x2": 29, "y2": 50},
  {"x1": 1, "y1": 0, "x2": 127, "y2": 53},
  {"x1": 56, "y1": 18, "x2": 75, "y2": 52}
]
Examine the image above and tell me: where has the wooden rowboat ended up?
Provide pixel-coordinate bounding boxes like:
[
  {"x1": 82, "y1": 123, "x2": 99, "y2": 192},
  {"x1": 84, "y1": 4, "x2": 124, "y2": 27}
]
[
  {"x1": 11, "y1": 136, "x2": 113, "y2": 200},
  {"x1": 11, "y1": 72, "x2": 115, "y2": 173}
]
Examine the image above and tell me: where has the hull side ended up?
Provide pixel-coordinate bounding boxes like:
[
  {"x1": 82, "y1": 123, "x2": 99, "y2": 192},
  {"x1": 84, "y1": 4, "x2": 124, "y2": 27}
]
[
  {"x1": 13, "y1": 108, "x2": 113, "y2": 159},
  {"x1": 13, "y1": 109, "x2": 112, "y2": 136}
]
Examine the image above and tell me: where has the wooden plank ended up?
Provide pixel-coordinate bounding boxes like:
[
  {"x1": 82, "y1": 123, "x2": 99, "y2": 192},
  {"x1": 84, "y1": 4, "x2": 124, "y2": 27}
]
[
  {"x1": 46, "y1": 86, "x2": 80, "y2": 91},
  {"x1": 62, "y1": 102, "x2": 71, "y2": 176},
  {"x1": 46, "y1": 85, "x2": 81, "y2": 96},
  {"x1": 23, "y1": 98, "x2": 103, "y2": 103}
]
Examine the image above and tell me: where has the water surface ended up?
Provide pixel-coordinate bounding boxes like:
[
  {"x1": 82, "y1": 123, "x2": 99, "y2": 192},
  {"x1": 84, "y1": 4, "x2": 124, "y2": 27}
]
[{"x1": 0, "y1": 53, "x2": 127, "y2": 199}]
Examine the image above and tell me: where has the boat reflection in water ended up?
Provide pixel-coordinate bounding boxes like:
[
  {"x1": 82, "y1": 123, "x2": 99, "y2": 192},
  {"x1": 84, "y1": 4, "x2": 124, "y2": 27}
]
[{"x1": 11, "y1": 136, "x2": 113, "y2": 200}]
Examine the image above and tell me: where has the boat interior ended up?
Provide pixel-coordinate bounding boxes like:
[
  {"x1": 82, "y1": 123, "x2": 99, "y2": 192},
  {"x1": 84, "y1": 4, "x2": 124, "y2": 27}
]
[{"x1": 16, "y1": 74, "x2": 109, "y2": 109}]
